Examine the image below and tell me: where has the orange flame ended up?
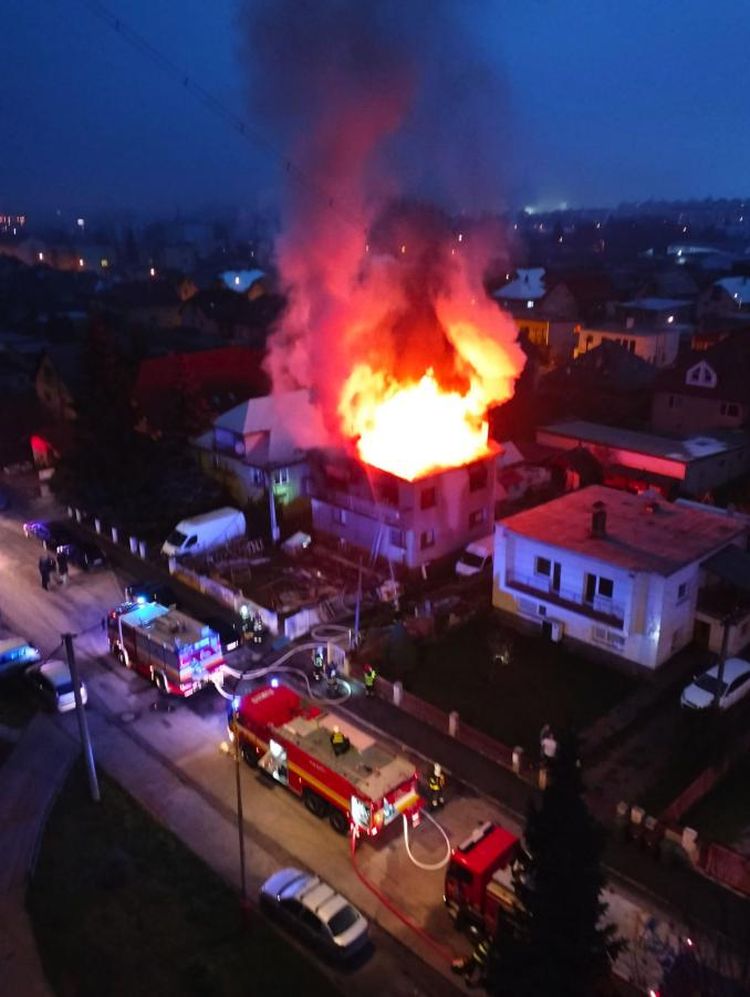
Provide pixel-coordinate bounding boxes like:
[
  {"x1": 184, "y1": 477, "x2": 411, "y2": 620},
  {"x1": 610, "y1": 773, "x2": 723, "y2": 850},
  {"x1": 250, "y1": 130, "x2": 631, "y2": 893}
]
[{"x1": 338, "y1": 294, "x2": 521, "y2": 480}]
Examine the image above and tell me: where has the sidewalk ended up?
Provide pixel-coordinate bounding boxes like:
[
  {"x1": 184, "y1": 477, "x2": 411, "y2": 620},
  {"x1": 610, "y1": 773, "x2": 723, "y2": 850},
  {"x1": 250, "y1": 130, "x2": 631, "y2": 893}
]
[
  {"x1": 0, "y1": 714, "x2": 78, "y2": 997},
  {"x1": 330, "y1": 669, "x2": 750, "y2": 961}
]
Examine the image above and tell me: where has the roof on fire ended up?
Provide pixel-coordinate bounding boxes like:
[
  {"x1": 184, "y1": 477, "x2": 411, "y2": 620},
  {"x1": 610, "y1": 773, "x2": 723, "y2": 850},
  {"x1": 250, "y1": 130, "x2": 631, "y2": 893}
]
[{"x1": 499, "y1": 485, "x2": 746, "y2": 575}]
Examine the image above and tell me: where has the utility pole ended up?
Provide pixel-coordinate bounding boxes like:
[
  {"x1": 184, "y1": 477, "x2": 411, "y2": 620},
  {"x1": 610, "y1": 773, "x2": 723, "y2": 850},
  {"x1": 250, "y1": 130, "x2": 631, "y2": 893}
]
[
  {"x1": 234, "y1": 733, "x2": 248, "y2": 905},
  {"x1": 353, "y1": 556, "x2": 363, "y2": 648},
  {"x1": 63, "y1": 632, "x2": 100, "y2": 802}
]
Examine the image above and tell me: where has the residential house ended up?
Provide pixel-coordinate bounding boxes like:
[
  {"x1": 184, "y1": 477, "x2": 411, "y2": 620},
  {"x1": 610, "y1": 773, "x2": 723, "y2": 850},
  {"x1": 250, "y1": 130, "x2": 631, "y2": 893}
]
[
  {"x1": 698, "y1": 275, "x2": 750, "y2": 321},
  {"x1": 575, "y1": 323, "x2": 683, "y2": 367},
  {"x1": 220, "y1": 269, "x2": 268, "y2": 299},
  {"x1": 35, "y1": 344, "x2": 85, "y2": 421},
  {"x1": 100, "y1": 279, "x2": 183, "y2": 330},
  {"x1": 539, "y1": 341, "x2": 658, "y2": 426},
  {"x1": 651, "y1": 336, "x2": 750, "y2": 435},
  {"x1": 310, "y1": 446, "x2": 501, "y2": 572},
  {"x1": 537, "y1": 420, "x2": 750, "y2": 498},
  {"x1": 180, "y1": 287, "x2": 282, "y2": 346},
  {"x1": 493, "y1": 485, "x2": 748, "y2": 669},
  {"x1": 492, "y1": 267, "x2": 578, "y2": 365},
  {"x1": 133, "y1": 346, "x2": 268, "y2": 437},
  {"x1": 194, "y1": 390, "x2": 327, "y2": 536},
  {"x1": 613, "y1": 297, "x2": 694, "y2": 330}
]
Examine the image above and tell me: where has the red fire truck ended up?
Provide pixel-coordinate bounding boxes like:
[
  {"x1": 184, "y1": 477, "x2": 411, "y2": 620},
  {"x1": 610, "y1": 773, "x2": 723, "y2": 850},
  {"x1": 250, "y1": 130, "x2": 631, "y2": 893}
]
[
  {"x1": 107, "y1": 601, "x2": 223, "y2": 696},
  {"x1": 230, "y1": 683, "x2": 423, "y2": 837},
  {"x1": 444, "y1": 821, "x2": 521, "y2": 935}
]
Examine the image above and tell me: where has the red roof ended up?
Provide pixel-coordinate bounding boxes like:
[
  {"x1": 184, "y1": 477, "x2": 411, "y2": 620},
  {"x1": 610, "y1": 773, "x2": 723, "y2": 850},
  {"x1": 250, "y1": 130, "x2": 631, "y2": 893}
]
[{"x1": 133, "y1": 346, "x2": 269, "y2": 432}]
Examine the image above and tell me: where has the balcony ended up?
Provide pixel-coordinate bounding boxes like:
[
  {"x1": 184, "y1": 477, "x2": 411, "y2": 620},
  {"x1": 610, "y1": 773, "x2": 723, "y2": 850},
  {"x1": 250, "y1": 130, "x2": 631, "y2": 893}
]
[
  {"x1": 311, "y1": 487, "x2": 414, "y2": 529},
  {"x1": 505, "y1": 571, "x2": 625, "y2": 629}
]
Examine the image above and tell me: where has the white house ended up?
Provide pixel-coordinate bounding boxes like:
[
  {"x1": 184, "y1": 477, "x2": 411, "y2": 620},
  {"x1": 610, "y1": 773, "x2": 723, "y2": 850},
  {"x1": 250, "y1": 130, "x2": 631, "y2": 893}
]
[
  {"x1": 492, "y1": 485, "x2": 747, "y2": 669},
  {"x1": 194, "y1": 390, "x2": 329, "y2": 537}
]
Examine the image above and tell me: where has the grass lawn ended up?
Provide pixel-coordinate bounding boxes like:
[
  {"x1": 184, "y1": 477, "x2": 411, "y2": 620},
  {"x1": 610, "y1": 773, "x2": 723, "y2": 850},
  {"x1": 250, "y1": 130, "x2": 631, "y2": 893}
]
[
  {"x1": 28, "y1": 763, "x2": 336, "y2": 997},
  {"x1": 377, "y1": 612, "x2": 637, "y2": 753},
  {"x1": 682, "y1": 755, "x2": 750, "y2": 848}
]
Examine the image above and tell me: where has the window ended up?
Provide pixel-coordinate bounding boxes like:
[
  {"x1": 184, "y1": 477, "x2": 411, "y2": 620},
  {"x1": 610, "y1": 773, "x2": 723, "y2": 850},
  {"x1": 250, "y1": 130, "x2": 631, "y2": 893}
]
[
  {"x1": 185, "y1": 535, "x2": 198, "y2": 548},
  {"x1": 468, "y1": 464, "x2": 488, "y2": 492},
  {"x1": 332, "y1": 508, "x2": 347, "y2": 526},
  {"x1": 390, "y1": 528, "x2": 406, "y2": 549},
  {"x1": 677, "y1": 581, "x2": 688, "y2": 602},
  {"x1": 273, "y1": 467, "x2": 289, "y2": 485},
  {"x1": 598, "y1": 577, "x2": 614, "y2": 599},
  {"x1": 535, "y1": 556, "x2": 551, "y2": 577},
  {"x1": 420, "y1": 486, "x2": 436, "y2": 510},
  {"x1": 420, "y1": 529, "x2": 435, "y2": 550},
  {"x1": 469, "y1": 508, "x2": 487, "y2": 528},
  {"x1": 720, "y1": 402, "x2": 740, "y2": 417}
]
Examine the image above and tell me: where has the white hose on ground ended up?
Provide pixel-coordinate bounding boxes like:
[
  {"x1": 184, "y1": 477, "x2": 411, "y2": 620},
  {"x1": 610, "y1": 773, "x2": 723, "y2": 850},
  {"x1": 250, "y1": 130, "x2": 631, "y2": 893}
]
[{"x1": 402, "y1": 810, "x2": 452, "y2": 871}]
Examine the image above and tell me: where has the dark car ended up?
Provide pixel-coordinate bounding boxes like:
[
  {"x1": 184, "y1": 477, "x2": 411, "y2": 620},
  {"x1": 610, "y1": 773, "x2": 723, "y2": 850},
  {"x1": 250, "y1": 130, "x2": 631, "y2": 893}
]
[
  {"x1": 125, "y1": 579, "x2": 178, "y2": 608},
  {"x1": 203, "y1": 615, "x2": 244, "y2": 653},
  {"x1": 57, "y1": 540, "x2": 107, "y2": 571},
  {"x1": 23, "y1": 519, "x2": 75, "y2": 548}
]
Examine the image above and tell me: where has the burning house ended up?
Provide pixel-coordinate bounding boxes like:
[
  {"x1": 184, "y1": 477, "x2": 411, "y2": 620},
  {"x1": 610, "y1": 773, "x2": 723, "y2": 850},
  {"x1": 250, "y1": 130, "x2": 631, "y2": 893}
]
[
  {"x1": 238, "y1": 3, "x2": 527, "y2": 561},
  {"x1": 309, "y1": 445, "x2": 501, "y2": 572}
]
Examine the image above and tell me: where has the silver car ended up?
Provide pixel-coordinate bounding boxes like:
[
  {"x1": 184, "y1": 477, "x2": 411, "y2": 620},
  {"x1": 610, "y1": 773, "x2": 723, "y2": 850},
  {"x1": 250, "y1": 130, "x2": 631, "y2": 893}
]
[
  {"x1": 260, "y1": 867, "x2": 370, "y2": 961},
  {"x1": 26, "y1": 659, "x2": 88, "y2": 713},
  {"x1": 680, "y1": 657, "x2": 750, "y2": 711}
]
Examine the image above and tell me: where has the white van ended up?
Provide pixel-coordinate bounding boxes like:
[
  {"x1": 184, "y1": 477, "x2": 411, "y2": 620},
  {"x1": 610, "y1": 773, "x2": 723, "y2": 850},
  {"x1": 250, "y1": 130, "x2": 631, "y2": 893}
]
[
  {"x1": 26, "y1": 659, "x2": 88, "y2": 713},
  {"x1": 455, "y1": 534, "x2": 494, "y2": 577},
  {"x1": 161, "y1": 507, "x2": 246, "y2": 558}
]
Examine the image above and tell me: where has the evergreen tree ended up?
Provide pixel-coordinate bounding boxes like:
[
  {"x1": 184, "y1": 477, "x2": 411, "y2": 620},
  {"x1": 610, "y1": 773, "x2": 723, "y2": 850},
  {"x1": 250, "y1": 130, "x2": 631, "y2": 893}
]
[
  {"x1": 171, "y1": 354, "x2": 213, "y2": 441},
  {"x1": 487, "y1": 732, "x2": 625, "y2": 997}
]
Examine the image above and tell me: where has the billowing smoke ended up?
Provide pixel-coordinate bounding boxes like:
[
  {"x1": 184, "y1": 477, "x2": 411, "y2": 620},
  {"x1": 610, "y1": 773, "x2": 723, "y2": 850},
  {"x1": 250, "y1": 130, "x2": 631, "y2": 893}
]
[{"x1": 237, "y1": 0, "x2": 526, "y2": 474}]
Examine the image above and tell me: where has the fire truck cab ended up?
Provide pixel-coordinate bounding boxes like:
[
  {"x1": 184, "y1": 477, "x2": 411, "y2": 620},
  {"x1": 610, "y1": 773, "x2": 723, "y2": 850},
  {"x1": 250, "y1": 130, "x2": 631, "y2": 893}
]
[
  {"x1": 230, "y1": 683, "x2": 423, "y2": 838},
  {"x1": 444, "y1": 821, "x2": 520, "y2": 935}
]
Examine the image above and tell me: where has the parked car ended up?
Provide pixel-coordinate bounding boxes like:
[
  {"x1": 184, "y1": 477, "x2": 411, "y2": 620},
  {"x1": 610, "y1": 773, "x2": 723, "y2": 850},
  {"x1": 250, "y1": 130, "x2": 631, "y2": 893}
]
[
  {"x1": 125, "y1": 579, "x2": 178, "y2": 607},
  {"x1": 57, "y1": 539, "x2": 107, "y2": 571},
  {"x1": 0, "y1": 633, "x2": 41, "y2": 678},
  {"x1": 680, "y1": 657, "x2": 750, "y2": 711},
  {"x1": 260, "y1": 867, "x2": 370, "y2": 961},
  {"x1": 25, "y1": 659, "x2": 87, "y2": 713},
  {"x1": 22, "y1": 519, "x2": 74, "y2": 548},
  {"x1": 203, "y1": 615, "x2": 243, "y2": 653}
]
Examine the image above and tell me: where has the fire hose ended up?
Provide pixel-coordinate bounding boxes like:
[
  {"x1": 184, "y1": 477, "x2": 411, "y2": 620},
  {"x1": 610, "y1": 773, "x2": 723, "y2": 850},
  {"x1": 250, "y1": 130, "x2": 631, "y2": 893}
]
[
  {"x1": 349, "y1": 829, "x2": 458, "y2": 965},
  {"x1": 402, "y1": 810, "x2": 452, "y2": 871}
]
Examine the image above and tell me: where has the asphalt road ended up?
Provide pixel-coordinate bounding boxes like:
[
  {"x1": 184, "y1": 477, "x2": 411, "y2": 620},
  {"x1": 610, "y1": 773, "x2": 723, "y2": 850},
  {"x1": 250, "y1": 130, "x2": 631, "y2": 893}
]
[
  {"x1": 0, "y1": 489, "x2": 464, "y2": 996},
  {"x1": 1, "y1": 480, "x2": 746, "y2": 995}
]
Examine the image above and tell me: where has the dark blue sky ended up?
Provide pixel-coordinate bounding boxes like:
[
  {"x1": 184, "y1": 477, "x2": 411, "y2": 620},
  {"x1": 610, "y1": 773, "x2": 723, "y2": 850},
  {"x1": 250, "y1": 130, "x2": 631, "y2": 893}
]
[{"x1": 2, "y1": 0, "x2": 749, "y2": 219}]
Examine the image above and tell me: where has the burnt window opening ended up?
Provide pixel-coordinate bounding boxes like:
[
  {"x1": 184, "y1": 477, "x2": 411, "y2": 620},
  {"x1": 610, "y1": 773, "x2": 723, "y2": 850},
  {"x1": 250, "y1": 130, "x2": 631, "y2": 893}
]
[
  {"x1": 468, "y1": 464, "x2": 488, "y2": 492},
  {"x1": 420, "y1": 486, "x2": 437, "y2": 510}
]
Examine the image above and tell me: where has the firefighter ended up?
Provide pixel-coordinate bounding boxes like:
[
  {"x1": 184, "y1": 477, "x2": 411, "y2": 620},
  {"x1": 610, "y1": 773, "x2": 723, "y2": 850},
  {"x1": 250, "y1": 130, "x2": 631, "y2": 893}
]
[
  {"x1": 330, "y1": 724, "x2": 348, "y2": 756},
  {"x1": 427, "y1": 763, "x2": 446, "y2": 810},
  {"x1": 312, "y1": 647, "x2": 325, "y2": 683},
  {"x1": 251, "y1": 614, "x2": 264, "y2": 645},
  {"x1": 462, "y1": 936, "x2": 491, "y2": 987},
  {"x1": 325, "y1": 659, "x2": 339, "y2": 697},
  {"x1": 363, "y1": 664, "x2": 377, "y2": 697}
]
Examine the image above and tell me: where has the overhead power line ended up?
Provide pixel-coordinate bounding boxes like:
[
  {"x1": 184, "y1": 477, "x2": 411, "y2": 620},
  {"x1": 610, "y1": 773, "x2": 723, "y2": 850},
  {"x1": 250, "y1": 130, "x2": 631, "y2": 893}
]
[{"x1": 74, "y1": 0, "x2": 363, "y2": 234}]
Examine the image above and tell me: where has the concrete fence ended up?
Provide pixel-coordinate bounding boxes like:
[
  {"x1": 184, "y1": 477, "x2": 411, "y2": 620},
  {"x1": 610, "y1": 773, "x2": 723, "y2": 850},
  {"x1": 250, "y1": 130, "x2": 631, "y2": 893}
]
[{"x1": 67, "y1": 507, "x2": 151, "y2": 564}]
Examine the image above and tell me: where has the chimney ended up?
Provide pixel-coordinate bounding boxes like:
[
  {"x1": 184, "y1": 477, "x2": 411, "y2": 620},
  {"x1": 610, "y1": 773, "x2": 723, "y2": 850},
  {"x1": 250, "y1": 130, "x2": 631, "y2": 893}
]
[{"x1": 591, "y1": 500, "x2": 607, "y2": 538}]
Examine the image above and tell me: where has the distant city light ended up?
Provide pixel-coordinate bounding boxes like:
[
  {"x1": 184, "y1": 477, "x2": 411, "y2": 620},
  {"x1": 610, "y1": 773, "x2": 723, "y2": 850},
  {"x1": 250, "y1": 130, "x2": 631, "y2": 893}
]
[
  {"x1": 234, "y1": 275, "x2": 241, "y2": 285},
  {"x1": 526, "y1": 300, "x2": 534, "y2": 309},
  {"x1": 38, "y1": 252, "x2": 44, "y2": 262},
  {"x1": 76, "y1": 217, "x2": 85, "y2": 228},
  {"x1": 400, "y1": 244, "x2": 407, "y2": 254},
  {"x1": 457, "y1": 232, "x2": 463, "y2": 243},
  {"x1": 667, "y1": 315, "x2": 674, "y2": 324},
  {"x1": 101, "y1": 258, "x2": 109, "y2": 269},
  {"x1": 78, "y1": 258, "x2": 85, "y2": 268},
  {"x1": 149, "y1": 266, "x2": 156, "y2": 277}
]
